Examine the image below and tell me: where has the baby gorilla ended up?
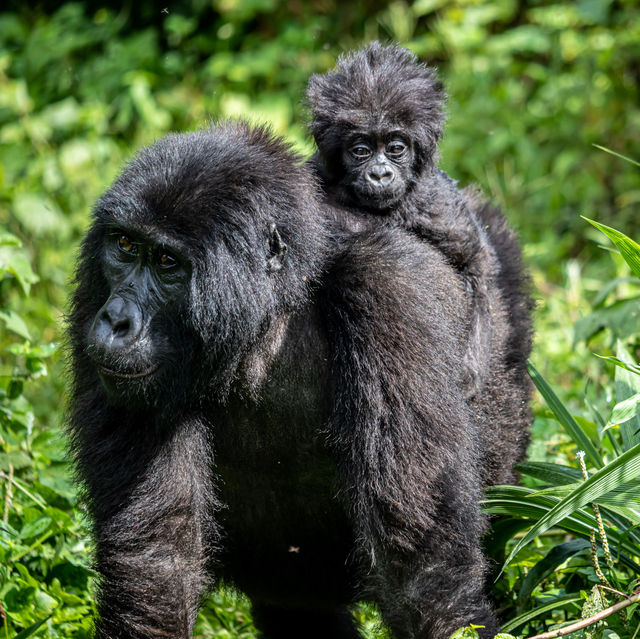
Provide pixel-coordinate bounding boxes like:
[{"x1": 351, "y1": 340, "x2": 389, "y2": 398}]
[{"x1": 307, "y1": 42, "x2": 508, "y2": 396}]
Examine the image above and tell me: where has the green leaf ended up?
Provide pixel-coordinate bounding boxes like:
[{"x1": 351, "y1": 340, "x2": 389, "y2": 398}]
[
  {"x1": 528, "y1": 363, "x2": 604, "y2": 467},
  {"x1": 13, "y1": 615, "x2": 53, "y2": 639},
  {"x1": 0, "y1": 231, "x2": 21, "y2": 247},
  {"x1": 593, "y1": 145, "x2": 640, "y2": 168},
  {"x1": 0, "y1": 309, "x2": 32, "y2": 340},
  {"x1": 517, "y1": 539, "x2": 590, "y2": 606},
  {"x1": 583, "y1": 217, "x2": 640, "y2": 280},
  {"x1": 499, "y1": 441, "x2": 640, "y2": 574},
  {"x1": 485, "y1": 487, "x2": 597, "y2": 540},
  {"x1": 534, "y1": 479, "x2": 640, "y2": 512},
  {"x1": 29, "y1": 342, "x2": 60, "y2": 358},
  {"x1": 4, "y1": 252, "x2": 39, "y2": 294},
  {"x1": 501, "y1": 594, "x2": 582, "y2": 633},
  {"x1": 574, "y1": 298, "x2": 640, "y2": 344},
  {"x1": 12, "y1": 193, "x2": 67, "y2": 238},
  {"x1": 607, "y1": 393, "x2": 640, "y2": 428},
  {"x1": 595, "y1": 354, "x2": 640, "y2": 376},
  {"x1": 448, "y1": 624, "x2": 482, "y2": 639},
  {"x1": 516, "y1": 461, "x2": 583, "y2": 485},
  {"x1": 7, "y1": 379, "x2": 24, "y2": 399},
  {"x1": 33, "y1": 589, "x2": 57, "y2": 614},
  {"x1": 19, "y1": 516, "x2": 52, "y2": 540},
  {"x1": 614, "y1": 342, "x2": 640, "y2": 450}
]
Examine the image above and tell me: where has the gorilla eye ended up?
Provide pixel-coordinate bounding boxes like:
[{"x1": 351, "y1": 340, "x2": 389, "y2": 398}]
[
  {"x1": 350, "y1": 145, "x2": 371, "y2": 158},
  {"x1": 117, "y1": 234, "x2": 137, "y2": 255},
  {"x1": 157, "y1": 250, "x2": 178, "y2": 269},
  {"x1": 387, "y1": 142, "x2": 407, "y2": 156}
]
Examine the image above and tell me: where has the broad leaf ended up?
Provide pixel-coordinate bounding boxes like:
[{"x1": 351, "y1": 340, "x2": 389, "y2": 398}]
[
  {"x1": 0, "y1": 309, "x2": 32, "y2": 340},
  {"x1": 583, "y1": 217, "x2": 640, "y2": 280},
  {"x1": 518, "y1": 539, "x2": 589, "y2": 607},
  {"x1": 499, "y1": 442, "x2": 640, "y2": 573}
]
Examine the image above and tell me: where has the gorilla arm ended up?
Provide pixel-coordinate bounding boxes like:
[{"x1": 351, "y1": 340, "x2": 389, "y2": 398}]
[{"x1": 69, "y1": 390, "x2": 217, "y2": 638}]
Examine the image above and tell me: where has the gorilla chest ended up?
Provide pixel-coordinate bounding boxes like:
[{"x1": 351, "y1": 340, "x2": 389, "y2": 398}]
[
  {"x1": 213, "y1": 397, "x2": 355, "y2": 600},
  {"x1": 214, "y1": 403, "x2": 350, "y2": 542}
]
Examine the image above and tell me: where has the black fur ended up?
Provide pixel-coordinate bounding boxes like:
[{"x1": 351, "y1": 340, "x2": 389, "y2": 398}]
[
  {"x1": 306, "y1": 42, "x2": 533, "y2": 401},
  {"x1": 69, "y1": 120, "x2": 530, "y2": 639}
]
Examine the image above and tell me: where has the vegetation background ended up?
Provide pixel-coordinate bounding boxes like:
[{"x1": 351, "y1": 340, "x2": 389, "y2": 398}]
[{"x1": 1, "y1": 1, "x2": 640, "y2": 637}]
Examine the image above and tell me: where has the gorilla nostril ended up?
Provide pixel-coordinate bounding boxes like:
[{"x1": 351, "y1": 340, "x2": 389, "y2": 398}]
[
  {"x1": 112, "y1": 318, "x2": 130, "y2": 338},
  {"x1": 99, "y1": 308, "x2": 132, "y2": 339}
]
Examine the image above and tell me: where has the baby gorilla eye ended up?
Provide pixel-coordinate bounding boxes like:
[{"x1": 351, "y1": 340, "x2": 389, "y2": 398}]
[
  {"x1": 117, "y1": 234, "x2": 137, "y2": 255},
  {"x1": 350, "y1": 144, "x2": 371, "y2": 158},
  {"x1": 386, "y1": 141, "x2": 407, "y2": 156},
  {"x1": 157, "y1": 250, "x2": 177, "y2": 269}
]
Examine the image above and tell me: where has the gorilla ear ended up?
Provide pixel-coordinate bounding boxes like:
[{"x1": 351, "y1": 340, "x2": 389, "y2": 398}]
[{"x1": 267, "y1": 223, "x2": 288, "y2": 273}]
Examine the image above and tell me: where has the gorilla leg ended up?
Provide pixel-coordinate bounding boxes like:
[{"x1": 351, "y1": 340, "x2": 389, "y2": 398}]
[
  {"x1": 374, "y1": 550, "x2": 497, "y2": 639},
  {"x1": 371, "y1": 494, "x2": 497, "y2": 639},
  {"x1": 89, "y1": 419, "x2": 216, "y2": 639},
  {"x1": 251, "y1": 602, "x2": 362, "y2": 639}
]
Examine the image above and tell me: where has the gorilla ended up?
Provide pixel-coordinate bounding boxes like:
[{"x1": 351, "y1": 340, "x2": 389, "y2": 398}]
[
  {"x1": 306, "y1": 42, "x2": 533, "y2": 400},
  {"x1": 69, "y1": 120, "x2": 529, "y2": 639}
]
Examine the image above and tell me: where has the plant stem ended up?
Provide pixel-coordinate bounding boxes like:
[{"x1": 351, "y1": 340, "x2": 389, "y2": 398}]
[
  {"x1": 526, "y1": 591, "x2": 640, "y2": 639},
  {"x1": 2, "y1": 464, "x2": 12, "y2": 523}
]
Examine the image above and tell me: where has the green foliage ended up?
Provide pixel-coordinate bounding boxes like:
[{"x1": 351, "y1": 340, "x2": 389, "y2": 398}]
[
  {"x1": 486, "y1": 218, "x2": 640, "y2": 638},
  {"x1": 0, "y1": 228, "x2": 89, "y2": 637},
  {"x1": 0, "y1": 0, "x2": 639, "y2": 636}
]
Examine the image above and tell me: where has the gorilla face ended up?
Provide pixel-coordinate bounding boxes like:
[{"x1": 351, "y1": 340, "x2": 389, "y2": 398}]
[
  {"x1": 85, "y1": 225, "x2": 192, "y2": 404},
  {"x1": 340, "y1": 131, "x2": 416, "y2": 209}
]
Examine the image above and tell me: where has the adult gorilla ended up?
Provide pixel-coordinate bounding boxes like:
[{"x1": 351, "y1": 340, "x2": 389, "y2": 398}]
[{"x1": 69, "y1": 121, "x2": 516, "y2": 638}]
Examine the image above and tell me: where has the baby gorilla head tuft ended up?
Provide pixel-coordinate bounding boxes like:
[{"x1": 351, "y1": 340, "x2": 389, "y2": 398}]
[{"x1": 306, "y1": 41, "x2": 446, "y2": 210}]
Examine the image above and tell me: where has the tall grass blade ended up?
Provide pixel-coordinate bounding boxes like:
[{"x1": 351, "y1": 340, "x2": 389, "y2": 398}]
[
  {"x1": 593, "y1": 145, "x2": 640, "y2": 168},
  {"x1": 501, "y1": 595, "x2": 582, "y2": 633},
  {"x1": 14, "y1": 616, "x2": 52, "y2": 639},
  {"x1": 516, "y1": 461, "x2": 582, "y2": 486},
  {"x1": 615, "y1": 341, "x2": 640, "y2": 450},
  {"x1": 528, "y1": 363, "x2": 604, "y2": 467}
]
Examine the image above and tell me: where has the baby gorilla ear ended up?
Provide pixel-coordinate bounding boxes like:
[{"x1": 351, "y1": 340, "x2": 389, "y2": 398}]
[{"x1": 267, "y1": 223, "x2": 288, "y2": 273}]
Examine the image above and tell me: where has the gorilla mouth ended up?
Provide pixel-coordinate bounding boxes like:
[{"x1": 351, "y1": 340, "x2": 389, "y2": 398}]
[
  {"x1": 97, "y1": 364, "x2": 159, "y2": 380},
  {"x1": 355, "y1": 183, "x2": 405, "y2": 208}
]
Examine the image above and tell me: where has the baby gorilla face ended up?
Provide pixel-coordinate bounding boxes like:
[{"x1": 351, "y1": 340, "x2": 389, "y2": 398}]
[{"x1": 340, "y1": 132, "x2": 415, "y2": 210}]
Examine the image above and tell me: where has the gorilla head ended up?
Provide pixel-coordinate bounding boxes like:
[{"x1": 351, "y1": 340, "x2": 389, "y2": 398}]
[
  {"x1": 306, "y1": 41, "x2": 445, "y2": 209},
  {"x1": 71, "y1": 122, "x2": 327, "y2": 410}
]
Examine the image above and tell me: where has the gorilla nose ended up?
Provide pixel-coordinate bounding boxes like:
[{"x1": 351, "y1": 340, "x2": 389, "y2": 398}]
[
  {"x1": 92, "y1": 297, "x2": 142, "y2": 349},
  {"x1": 367, "y1": 165, "x2": 394, "y2": 186}
]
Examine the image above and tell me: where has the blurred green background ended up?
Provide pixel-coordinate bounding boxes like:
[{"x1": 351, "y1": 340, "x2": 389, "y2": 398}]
[{"x1": 1, "y1": 1, "x2": 640, "y2": 637}]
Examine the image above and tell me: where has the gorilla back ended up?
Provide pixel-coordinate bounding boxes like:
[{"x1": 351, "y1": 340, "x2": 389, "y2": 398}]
[{"x1": 70, "y1": 121, "x2": 504, "y2": 638}]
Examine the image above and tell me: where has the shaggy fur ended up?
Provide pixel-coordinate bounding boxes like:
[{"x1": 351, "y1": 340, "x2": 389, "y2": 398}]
[
  {"x1": 306, "y1": 42, "x2": 533, "y2": 402},
  {"x1": 69, "y1": 120, "x2": 529, "y2": 639}
]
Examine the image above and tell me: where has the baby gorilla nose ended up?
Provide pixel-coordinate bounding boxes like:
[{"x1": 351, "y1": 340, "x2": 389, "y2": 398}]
[{"x1": 367, "y1": 163, "x2": 394, "y2": 187}]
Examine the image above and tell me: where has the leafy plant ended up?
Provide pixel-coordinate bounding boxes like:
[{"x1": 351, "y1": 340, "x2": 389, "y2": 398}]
[
  {"x1": 485, "y1": 220, "x2": 640, "y2": 638},
  {"x1": 0, "y1": 228, "x2": 92, "y2": 638}
]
